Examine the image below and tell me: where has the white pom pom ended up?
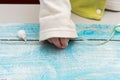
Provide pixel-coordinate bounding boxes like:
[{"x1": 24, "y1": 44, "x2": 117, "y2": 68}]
[
  {"x1": 18, "y1": 30, "x2": 27, "y2": 42},
  {"x1": 115, "y1": 24, "x2": 120, "y2": 32}
]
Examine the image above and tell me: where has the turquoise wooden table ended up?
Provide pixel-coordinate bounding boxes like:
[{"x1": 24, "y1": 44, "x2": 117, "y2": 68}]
[{"x1": 0, "y1": 23, "x2": 120, "y2": 80}]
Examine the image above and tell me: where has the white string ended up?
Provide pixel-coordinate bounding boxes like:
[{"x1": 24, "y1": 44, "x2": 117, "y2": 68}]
[{"x1": 71, "y1": 25, "x2": 120, "y2": 46}]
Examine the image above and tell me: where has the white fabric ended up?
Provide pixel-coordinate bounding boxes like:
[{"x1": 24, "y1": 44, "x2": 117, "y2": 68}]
[
  {"x1": 106, "y1": 0, "x2": 120, "y2": 11},
  {"x1": 39, "y1": 0, "x2": 77, "y2": 41}
]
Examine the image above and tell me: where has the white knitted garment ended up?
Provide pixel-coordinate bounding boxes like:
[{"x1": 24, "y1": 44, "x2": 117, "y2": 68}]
[{"x1": 106, "y1": 0, "x2": 120, "y2": 11}]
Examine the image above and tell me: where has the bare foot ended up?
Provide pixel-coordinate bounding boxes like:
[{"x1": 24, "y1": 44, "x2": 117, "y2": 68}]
[{"x1": 48, "y1": 38, "x2": 69, "y2": 48}]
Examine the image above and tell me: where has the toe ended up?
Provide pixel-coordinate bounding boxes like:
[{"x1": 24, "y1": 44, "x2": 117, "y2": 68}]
[
  {"x1": 48, "y1": 39, "x2": 52, "y2": 43},
  {"x1": 51, "y1": 38, "x2": 62, "y2": 48},
  {"x1": 59, "y1": 38, "x2": 69, "y2": 48}
]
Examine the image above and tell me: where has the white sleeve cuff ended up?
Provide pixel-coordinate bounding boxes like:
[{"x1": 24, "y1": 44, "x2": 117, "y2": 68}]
[{"x1": 39, "y1": 28, "x2": 78, "y2": 41}]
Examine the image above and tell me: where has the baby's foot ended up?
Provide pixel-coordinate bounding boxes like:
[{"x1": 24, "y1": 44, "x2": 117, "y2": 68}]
[{"x1": 48, "y1": 38, "x2": 69, "y2": 48}]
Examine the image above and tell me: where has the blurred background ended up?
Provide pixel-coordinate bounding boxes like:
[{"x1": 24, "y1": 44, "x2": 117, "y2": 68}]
[{"x1": 0, "y1": 0, "x2": 120, "y2": 24}]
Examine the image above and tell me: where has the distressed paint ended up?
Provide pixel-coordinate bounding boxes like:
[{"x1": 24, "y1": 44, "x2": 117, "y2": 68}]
[
  {"x1": 0, "y1": 24, "x2": 120, "y2": 80},
  {"x1": 0, "y1": 23, "x2": 120, "y2": 40}
]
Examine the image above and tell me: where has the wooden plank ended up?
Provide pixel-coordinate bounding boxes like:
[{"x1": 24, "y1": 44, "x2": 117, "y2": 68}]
[
  {"x1": 0, "y1": 41, "x2": 120, "y2": 80},
  {"x1": 0, "y1": 23, "x2": 120, "y2": 80},
  {"x1": 0, "y1": 23, "x2": 119, "y2": 40}
]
